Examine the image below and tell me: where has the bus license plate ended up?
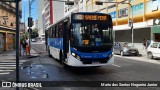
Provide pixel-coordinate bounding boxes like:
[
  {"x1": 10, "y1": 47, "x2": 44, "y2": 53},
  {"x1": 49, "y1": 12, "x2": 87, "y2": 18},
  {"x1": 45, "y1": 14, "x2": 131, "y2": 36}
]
[{"x1": 92, "y1": 62, "x2": 99, "y2": 64}]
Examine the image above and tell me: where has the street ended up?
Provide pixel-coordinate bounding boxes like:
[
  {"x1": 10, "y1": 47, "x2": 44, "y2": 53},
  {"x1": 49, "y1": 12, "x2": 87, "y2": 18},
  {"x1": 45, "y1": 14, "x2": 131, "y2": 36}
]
[
  {"x1": 0, "y1": 42, "x2": 160, "y2": 90},
  {"x1": 22, "y1": 43, "x2": 160, "y2": 90}
]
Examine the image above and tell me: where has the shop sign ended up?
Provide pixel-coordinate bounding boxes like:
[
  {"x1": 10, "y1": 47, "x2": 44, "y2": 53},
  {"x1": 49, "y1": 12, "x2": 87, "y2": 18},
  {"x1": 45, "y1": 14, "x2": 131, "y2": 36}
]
[{"x1": 153, "y1": 19, "x2": 160, "y2": 25}]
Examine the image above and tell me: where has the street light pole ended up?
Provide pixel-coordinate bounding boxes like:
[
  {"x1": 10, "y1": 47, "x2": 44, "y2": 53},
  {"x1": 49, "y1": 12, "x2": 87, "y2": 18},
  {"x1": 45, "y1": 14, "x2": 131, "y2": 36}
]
[
  {"x1": 28, "y1": 0, "x2": 31, "y2": 55},
  {"x1": 15, "y1": 0, "x2": 20, "y2": 90}
]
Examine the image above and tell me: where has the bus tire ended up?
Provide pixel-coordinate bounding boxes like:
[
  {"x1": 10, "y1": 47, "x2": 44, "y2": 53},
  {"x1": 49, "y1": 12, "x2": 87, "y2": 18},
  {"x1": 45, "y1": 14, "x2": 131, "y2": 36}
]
[{"x1": 48, "y1": 47, "x2": 52, "y2": 57}]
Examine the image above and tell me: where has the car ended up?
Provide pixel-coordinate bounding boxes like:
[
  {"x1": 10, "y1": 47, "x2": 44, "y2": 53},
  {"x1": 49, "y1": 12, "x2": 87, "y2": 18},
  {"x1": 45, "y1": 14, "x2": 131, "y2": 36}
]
[
  {"x1": 114, "y1": 42, "x2": 139, "y2": 56},
  {"x1": 31, "y1": 39, "x2": 36, "y2": 42},
  {"x1": 147, "y1": 42, "x2": 160, "y2": 59}
]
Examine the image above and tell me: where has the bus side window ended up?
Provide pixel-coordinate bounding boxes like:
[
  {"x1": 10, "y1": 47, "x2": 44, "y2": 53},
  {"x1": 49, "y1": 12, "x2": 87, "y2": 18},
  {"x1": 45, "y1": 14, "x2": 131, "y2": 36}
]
[
  {"x1": 56, "y1": 24, "x2": 59, "y2": 38},
  {"x1": 52, "y1": 26, "x2": 55, "y2": 38}
]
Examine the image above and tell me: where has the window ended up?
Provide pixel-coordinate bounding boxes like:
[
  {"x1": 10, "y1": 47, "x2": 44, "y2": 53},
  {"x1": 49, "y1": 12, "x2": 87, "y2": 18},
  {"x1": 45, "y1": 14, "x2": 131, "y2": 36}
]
[
  {"x1": 52, "y1": 27, "x2": 56, "y2": 38},
  {"x1": 151, "y1": 43, "x2": 158, "y2": 48},
  {"x1": 58, "y1": 23, "x2": 63, "y2": 38}
]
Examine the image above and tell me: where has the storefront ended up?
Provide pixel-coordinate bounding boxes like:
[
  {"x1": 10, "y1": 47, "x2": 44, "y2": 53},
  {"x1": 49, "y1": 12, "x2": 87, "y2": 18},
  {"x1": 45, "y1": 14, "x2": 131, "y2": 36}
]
[
  {"x1": 151, "y1": 25, "x2": 160, "y2": 42},
  {"x1": 7, "y1": 33, "x2": 15, "y2": 51},
  {"x1": 0, "y1": 32, "x2": 4, "y2": 52},
  {"x1": 114, "y1": 27, "x2": 151, "y2": 43},
  {"x1": 0, "y1": 27, "x2": 16, "y2": 52}
]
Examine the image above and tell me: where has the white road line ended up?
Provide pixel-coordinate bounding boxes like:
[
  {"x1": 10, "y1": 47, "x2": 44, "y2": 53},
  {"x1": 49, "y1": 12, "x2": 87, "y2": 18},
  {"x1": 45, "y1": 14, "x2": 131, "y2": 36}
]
[
  {"x1": 0, "y1": 65, "x2": 16, "y2": 67},
  {"x1": 112, "y1": 64, "x2": 121, "y2": 67},
  {"x1": 1, "y1": 60, "x2": 26, "y2": 62},
  {"x1": 0, "y1": 67, "x2": 16, "y2": 69},
  {"x1": 0, "y1": 72, "x2": 10, "y2": 75},
  {"x1": 0, "y1": 70, "x2": 14, "y2": 72},
  {"x1": 0, "y1": 63, "x2": 23, "y2": 64}
]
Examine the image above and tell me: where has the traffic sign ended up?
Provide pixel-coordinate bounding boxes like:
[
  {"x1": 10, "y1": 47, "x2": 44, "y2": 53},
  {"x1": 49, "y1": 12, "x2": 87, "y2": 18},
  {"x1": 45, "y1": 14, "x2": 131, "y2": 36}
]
[
  {"x1": 153, "y1": 18, "x2": 160, "y2": 25},
  {"x1": 128, "y1": 19, "x2": 133, "y2": 27}
]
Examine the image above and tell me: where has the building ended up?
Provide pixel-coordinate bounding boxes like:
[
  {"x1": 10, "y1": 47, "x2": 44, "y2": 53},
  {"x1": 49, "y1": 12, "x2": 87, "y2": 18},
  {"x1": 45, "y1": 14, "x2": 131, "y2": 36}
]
[
  {"x1": 37, "y1": 0, "x2": 44, "y2": 38},
  {"x1": 0, "y1": 2, "x2": 22, "y2": 52},
  {"x1": 65, "y1": 0, "x2": 160, "y2": 42},
  {"x1": 43, "y1": 0, "x2": 64, "y2": 29},
  {"x1": 32, "y1": 19, "x2": 38, "y2": 29}
]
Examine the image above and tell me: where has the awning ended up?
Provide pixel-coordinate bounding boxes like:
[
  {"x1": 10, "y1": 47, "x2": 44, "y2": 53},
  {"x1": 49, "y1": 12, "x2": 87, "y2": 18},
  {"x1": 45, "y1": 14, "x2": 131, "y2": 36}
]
[{"x1": 152, "y1": 25, "x2": 160, "y2": 33}]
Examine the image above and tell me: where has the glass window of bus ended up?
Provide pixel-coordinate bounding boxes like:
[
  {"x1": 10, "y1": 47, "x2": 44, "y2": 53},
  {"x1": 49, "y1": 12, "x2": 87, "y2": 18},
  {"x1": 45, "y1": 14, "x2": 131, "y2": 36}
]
[
  {"x1": 58, "y1": 23, "x2": 63, "y2": 38},
  {"x1": 71, "y1": 23, "x2": 112, "y2": 46},
  {"x1": 49, "y1": 27, "x2": 52, "y2": 38},
  {"x1": 52, "y1": 26, "x2": 56, "y2": 38},
  {"x1": 56, "y1": 24, "x2": 59, "y2": 38}
]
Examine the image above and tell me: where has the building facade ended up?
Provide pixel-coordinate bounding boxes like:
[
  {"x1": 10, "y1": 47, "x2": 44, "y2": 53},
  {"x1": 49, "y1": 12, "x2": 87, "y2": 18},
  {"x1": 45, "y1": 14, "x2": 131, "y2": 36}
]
[
  {"x1": 37, "y1": 0, "x2": 44, "y2": 38},
  {"x1": 0, "y1": 2, "x2": 21, "y2": 52},
  {"x1": 43, "y1": 0, "x2": 64, "y2": 30},
  {"x1": 64, "y1": 0, "x2": 160, "y2": 43}
]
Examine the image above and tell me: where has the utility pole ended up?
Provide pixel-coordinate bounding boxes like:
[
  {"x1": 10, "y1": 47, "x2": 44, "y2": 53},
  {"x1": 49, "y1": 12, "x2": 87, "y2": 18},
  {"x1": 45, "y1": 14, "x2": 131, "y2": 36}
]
[
  {"x1": 15, "y1": 0, "x2": 20, "y2": 90},
  {"x1": 28, "y1": 0, "x2": 31, "y2": 55}
]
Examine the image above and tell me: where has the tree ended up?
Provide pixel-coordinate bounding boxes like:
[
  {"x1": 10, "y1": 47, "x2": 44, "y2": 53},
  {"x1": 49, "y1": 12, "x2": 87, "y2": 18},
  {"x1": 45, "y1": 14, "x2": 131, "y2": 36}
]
[{"x1": 31, "y1": 28, "x2": 39, "y2": 39}]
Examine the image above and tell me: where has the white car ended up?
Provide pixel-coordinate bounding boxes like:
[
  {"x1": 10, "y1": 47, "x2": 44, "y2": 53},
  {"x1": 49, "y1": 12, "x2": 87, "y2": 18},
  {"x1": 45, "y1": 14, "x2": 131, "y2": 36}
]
[{"x1": 147, "y1": 42, "x2": 160, "y2": 59}]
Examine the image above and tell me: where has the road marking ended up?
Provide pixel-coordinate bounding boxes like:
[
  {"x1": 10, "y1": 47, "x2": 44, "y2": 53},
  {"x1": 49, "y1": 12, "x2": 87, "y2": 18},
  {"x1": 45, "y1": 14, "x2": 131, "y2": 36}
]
[
  {"x1": 0, "y1": 65, "x2": 16, "y2": 67},
  {"x1": 0, "y1": 72, "x2": 10, "y2": 75},
  {"x1": 112, "y1": 64, "x2": 121, "y2": 67},
  {"x1": 0, "y1": 63, "x2": 23, "y2": 64},
  {"x1": 0, "y1": 67, "x2": 16, "y2": 69},
  {"x1": 0, "y1": 70, "x2": 14, "y2": 72}
]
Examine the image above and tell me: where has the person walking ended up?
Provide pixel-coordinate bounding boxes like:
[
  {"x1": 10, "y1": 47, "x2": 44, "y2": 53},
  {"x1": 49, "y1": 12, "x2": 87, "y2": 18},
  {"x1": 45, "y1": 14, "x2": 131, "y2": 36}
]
[
  {"x1": 21, "y1": 38, "x2": 27, "y2": 56},
  {"x1": 146, "y1": 39, "x2": 151, "y2": 48},
  {"x1": 143, "y1": 38, "x2": 147, "y2": 50}
]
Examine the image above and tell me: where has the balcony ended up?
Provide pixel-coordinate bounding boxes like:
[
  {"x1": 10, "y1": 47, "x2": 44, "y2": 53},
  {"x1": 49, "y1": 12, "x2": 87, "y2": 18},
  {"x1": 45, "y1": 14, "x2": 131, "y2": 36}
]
[{"x1": 0, "y1": 2, "x2": 22, "y2": 17}]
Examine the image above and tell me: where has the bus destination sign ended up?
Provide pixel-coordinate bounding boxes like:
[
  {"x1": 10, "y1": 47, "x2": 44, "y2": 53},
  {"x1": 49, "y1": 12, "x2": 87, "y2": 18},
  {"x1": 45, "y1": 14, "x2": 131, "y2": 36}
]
[{"x1": 74, "y1": 14, "x2": 107, "y2": 21}]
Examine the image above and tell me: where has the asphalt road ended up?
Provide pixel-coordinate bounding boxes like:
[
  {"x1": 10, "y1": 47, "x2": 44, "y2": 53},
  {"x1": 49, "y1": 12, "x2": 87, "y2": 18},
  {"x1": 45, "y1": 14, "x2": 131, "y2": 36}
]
[{"x1": 1, "y1": 43, "x2": 159, "y2": 90}]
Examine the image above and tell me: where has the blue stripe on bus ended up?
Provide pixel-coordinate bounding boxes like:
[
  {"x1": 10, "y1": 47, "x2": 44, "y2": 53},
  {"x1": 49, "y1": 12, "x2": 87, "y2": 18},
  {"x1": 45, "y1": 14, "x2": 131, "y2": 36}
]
[
  {"x1": 70, "y1": 47, "x2": 112, "y2": 59},
  {"x1": 48, "y1": 38, "x2": 63, "y2": 50}
]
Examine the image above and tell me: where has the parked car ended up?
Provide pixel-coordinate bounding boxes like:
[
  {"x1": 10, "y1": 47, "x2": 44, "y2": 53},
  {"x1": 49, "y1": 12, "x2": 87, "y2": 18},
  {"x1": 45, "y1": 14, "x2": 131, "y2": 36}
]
[
  {"x1": 147, "y1": 42, "x2": 160, "y2": 59},
  {"x1": 114, "y1": 42, "x2": 139, "y2": 56},
  {"x1": 31, "y1": 39, "x2": 36, "y2": 42}
]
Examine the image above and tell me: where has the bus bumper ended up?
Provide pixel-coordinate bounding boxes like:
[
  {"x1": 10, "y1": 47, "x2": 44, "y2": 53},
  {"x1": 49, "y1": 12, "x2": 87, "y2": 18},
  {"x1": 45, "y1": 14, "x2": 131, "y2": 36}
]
[{"x1": 66, "y1": 55, "x2": 114, "y2": 67}]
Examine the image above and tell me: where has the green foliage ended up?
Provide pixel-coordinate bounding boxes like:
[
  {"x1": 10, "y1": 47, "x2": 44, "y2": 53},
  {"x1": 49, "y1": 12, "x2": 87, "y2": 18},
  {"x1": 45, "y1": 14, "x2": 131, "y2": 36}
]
[
  {"x1": 20, "y1": 32, "x2": 29, "y2": 41},
  {"x1": 31, "y1": 28, "x2": 39, "y2": 39}
]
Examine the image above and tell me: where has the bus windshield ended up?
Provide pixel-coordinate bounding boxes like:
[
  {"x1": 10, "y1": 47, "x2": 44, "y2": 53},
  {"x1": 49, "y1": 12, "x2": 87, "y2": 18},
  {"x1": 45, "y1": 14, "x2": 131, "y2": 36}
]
[{"x1": 71, "y1": 23, "x2": 112, "y2": 47}]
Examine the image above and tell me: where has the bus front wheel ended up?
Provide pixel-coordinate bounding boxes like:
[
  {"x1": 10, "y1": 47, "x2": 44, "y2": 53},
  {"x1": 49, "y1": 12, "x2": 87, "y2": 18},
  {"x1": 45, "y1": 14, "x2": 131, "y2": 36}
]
[
  {"x1": 60, "y1": 51, "x2": 68, "y2": 68},
  {"x1": 48, "y1": 47, "x2": 52, "y2": 57}
]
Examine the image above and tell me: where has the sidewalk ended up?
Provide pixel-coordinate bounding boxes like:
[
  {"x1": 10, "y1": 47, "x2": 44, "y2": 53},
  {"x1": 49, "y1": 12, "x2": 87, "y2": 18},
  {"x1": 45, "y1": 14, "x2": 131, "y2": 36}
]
[
  {"x1": 115, "y1": 43, "x2": 160, "y2": 65},
  {"x1": 0, "y1": 49, "x2": 39, "y2": 60}
]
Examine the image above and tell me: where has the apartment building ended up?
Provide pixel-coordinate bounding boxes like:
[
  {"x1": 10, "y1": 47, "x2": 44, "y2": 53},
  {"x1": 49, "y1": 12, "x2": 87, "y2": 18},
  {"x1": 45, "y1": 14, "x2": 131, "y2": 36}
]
[
  {"x1": 43, "y1": 0, "x2": 64, "y2": 29},
  {"x1": 37, "y1": 0, "x2": 44, "y2": 38},
  {"x1": 64, "y1": 0, "x2": 160, "y2": 43},
  {"x1": 0, "y1": 2, "x2": 21, "y2": 52}
]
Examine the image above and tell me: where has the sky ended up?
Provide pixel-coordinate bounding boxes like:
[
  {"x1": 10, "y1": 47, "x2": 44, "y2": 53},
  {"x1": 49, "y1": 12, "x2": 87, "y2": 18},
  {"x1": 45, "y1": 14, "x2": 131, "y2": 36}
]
[{"x1": 21, "y1": 0, "x2": 38, "y2": 23}]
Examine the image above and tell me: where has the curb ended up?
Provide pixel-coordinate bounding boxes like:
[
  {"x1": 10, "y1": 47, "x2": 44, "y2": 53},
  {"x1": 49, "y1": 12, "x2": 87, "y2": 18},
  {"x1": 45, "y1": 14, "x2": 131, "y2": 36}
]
[{"x1": 114, "y1": 55, "x2": 160, "y2": 65}]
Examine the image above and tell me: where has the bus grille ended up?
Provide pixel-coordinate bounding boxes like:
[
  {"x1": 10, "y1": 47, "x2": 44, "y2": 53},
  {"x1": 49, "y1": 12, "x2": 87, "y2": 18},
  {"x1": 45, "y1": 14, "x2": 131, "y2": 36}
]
[{"x1": 81, "y1": 57, "x2": 110, "y2": 64}]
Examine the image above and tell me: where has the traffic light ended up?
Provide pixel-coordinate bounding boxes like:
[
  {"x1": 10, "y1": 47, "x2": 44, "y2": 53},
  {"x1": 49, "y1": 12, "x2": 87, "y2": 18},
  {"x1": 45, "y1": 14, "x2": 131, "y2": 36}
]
[
  {"x1": 128, "y1": 19, "x2": 133, "y2": 27},
  {"x1": 28, "y1": 28, "x2": 32, "y2": 33},
  {"x1": 28, "y1": 17, "x2": 33, "y2": 27}
]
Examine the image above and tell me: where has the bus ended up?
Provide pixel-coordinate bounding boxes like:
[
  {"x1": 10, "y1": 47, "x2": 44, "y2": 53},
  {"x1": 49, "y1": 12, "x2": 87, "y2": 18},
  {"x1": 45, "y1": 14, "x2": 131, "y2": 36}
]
[{"x1": 46, "y1": 12, "x2": 114, "y2": 67}]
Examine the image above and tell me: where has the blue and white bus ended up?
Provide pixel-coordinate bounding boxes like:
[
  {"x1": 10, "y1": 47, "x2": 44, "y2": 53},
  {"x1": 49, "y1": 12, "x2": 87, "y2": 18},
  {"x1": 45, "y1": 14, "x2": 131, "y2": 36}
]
[{"x1": 46, "y1": 12, "x2": 114, "y2": 67}]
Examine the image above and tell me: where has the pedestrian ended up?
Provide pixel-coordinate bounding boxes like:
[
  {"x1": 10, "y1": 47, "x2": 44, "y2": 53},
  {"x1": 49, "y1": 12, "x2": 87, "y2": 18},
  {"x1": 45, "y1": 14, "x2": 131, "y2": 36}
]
[
  {"x1": 146, "y1": 39, "x2": 151, "y2": 48},
  {"x1": 143, "y1": 38, "x2": 147, "y2": 50},
  {"x1": 26, "y1": 43, "x2": 29, "y2": 56},
  {"x1": 21, "y1": 38, "x2": 27, "y2": 56}
]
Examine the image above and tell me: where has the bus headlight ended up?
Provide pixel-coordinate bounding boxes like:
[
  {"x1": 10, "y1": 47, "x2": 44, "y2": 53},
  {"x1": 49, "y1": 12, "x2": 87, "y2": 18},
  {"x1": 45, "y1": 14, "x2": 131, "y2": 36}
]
[
  {"x1": 71, "y1": 53, "x2": 75, "y2": 56},
  {"x1": 71, "y1": 53, "x2": 80, "y2": 60}
]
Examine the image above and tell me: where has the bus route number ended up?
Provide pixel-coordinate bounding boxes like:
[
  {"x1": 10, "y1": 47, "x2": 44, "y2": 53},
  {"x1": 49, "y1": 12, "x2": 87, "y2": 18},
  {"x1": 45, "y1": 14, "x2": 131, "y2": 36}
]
[{"x1": 75, "y1": 14, "x2": 107, "y2": 21}]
